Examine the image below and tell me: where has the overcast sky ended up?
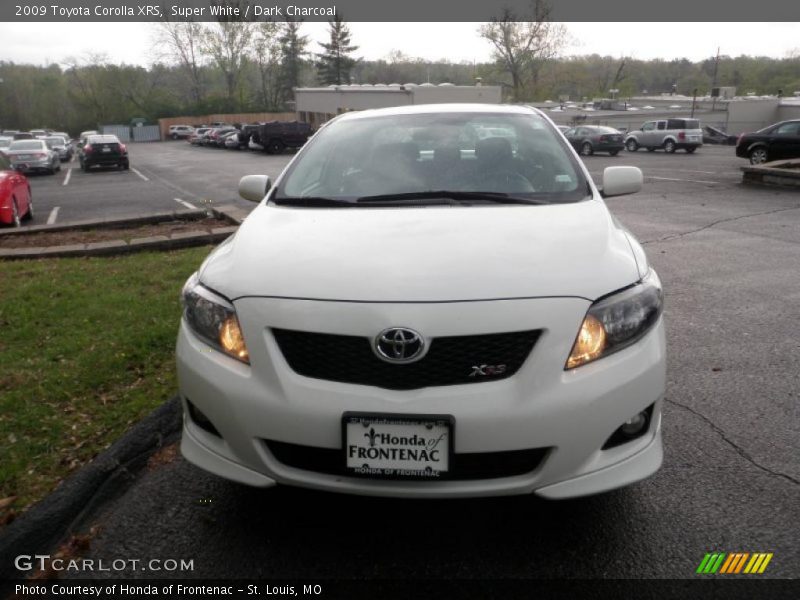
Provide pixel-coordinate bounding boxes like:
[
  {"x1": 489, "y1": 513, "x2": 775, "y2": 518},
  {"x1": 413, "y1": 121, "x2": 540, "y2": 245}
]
[{"x1": 0, "y1": 22, "x2": 798, "y2": 67}]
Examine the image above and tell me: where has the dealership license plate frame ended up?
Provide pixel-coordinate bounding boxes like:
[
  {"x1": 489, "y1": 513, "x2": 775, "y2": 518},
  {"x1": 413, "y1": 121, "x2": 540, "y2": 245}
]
[{"x1": 342, "y1": 412, "x2": 455, "y2": 480}]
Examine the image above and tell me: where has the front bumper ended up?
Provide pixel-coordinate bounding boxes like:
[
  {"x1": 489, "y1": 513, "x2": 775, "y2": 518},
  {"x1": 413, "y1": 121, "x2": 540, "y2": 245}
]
[{"x1": 177, "y1": 296, "x2": 666, "y2": 498}]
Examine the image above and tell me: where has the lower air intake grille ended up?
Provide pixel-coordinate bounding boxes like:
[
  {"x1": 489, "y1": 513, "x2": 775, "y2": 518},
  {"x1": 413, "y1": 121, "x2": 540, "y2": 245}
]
[{"x1": 265, "y1": 440, "x2": 549, "y2": 481}]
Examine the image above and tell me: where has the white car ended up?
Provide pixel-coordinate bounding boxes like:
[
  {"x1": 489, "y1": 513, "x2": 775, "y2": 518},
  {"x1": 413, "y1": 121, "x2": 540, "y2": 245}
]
[
  {"x1": 169, "y1": 125, "x2": 195, "y2": 140},
  {"x1": 177, "y1": 104, "x2": 666, "y2": 499}
]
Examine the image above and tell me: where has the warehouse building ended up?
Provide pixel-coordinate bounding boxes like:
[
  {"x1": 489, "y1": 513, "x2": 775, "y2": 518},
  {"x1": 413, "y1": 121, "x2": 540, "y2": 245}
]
[{"x1": 295, "y1": 83, "x2": 502, "y2": 126}]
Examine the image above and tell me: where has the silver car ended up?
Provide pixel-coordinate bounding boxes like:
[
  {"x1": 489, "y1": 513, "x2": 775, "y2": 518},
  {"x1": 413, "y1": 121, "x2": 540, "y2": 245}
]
[
  {"x1": 625, "y1": 118, "x2": 703, "y2": 154},
  {"x1": 43, "y1": 136, "x2": 73, "y2": 162},
  {"x1": 7, "y1": 139, "x2": 61, "y2": 174}
]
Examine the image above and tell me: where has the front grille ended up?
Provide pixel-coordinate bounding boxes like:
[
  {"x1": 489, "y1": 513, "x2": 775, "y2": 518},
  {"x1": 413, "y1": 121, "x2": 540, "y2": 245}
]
[
  {"x1": 272, "y1": 329, "x2": 540, "y2": 390},
  {"x1": 265, "y1": 440, "x2": 549, "y2": 481}
]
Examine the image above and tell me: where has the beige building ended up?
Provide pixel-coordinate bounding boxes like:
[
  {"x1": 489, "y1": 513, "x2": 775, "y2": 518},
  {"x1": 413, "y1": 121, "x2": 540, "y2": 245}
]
[{"x1": 295, "y1": 83, "x2": 502, "y2": 126}]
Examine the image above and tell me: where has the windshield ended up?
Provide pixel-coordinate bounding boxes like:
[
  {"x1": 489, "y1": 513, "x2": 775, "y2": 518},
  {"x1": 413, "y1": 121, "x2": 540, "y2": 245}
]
[
  {"x1": 10, "y1": 140, "x2": 44, "y2": 151},
  {"x1": 275, "y1": 111, "x2": 588, "y2": 206}
]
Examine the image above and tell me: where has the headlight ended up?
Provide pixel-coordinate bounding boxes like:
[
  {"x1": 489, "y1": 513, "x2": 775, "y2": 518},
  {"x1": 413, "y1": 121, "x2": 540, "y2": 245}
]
[
  {"x1": 566, "y1": 269, "x2": 663, "y2": 369},
  {"x1": 181, "y1": 273, "x2": 249, "y2": 364}
]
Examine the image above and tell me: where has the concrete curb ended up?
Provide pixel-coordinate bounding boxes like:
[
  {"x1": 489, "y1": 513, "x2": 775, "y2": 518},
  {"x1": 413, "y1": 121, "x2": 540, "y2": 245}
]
[
  {"x1": 0, "y1": 397, "x2": 183, "y2": 581},
  {"x1": 741, "y1": 159, "x2": 800, "y2": 188},
  {"x1": 0, "y1": 205, "x2": 247, "y2": 260}
]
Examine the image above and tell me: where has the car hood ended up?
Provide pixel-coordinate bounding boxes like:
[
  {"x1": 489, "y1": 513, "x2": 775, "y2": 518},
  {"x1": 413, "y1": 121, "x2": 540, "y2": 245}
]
[{"x1": 200, "y1": 200, "x2": 641, "y2": 303}]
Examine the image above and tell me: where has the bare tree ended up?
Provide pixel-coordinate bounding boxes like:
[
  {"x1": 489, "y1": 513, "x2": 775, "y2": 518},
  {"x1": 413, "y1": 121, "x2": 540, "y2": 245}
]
[
  {"x1": 204, "y1": 21, "x2": 254, "y2": 110},
  {"x1": 251, "y1": 21, "x2": 283, "y2": 110},
  {"x1": 479, "y1": 0, "x2": 566, "y2": 101},
  {"x1": 154, "y1": 22, "x2": 207, "y2": 107}
]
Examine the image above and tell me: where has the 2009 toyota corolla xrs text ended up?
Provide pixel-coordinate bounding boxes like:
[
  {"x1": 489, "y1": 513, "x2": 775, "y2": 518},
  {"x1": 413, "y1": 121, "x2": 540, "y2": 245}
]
[{"x1": 176, "y1": 104, "x2": 666, "y2": 498}]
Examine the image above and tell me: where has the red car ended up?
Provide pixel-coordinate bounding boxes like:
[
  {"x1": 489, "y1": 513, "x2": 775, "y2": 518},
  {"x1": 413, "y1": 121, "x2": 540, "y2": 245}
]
[{"x1": 0, "y1": 152, "x2": 34, "y2": 227}]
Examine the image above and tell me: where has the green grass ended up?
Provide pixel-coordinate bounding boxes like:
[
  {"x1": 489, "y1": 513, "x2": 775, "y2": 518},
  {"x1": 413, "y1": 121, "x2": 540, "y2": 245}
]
[{"x1": 0, "y1": 247, "x2": 213, "y2": 512}]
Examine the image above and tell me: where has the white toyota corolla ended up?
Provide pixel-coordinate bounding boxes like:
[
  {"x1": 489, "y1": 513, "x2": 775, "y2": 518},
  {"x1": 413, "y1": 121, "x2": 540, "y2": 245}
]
[{"x1": 176, "y1": 104, "x2": 666, "y2": 498}]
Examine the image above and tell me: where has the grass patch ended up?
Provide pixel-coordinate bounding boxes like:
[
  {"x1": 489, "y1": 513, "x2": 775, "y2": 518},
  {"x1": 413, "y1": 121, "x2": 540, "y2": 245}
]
[{"x1": 0, "y1": 246, "x2": 213, "y2": 515}]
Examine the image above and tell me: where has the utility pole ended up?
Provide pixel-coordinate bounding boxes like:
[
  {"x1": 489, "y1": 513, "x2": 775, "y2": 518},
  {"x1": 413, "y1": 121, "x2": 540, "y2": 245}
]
[{"x1": 711, "y1": 47, "x2": 720, "y2": 111}]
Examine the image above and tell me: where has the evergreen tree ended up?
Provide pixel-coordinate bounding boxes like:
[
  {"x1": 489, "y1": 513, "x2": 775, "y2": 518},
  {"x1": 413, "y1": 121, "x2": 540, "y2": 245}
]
[
  {"x1": 278, "y1": 20, "x2": 308, "y2": 104},
  {"x1": 316, "y1": 16, "x2": 359, "y2": 85}
]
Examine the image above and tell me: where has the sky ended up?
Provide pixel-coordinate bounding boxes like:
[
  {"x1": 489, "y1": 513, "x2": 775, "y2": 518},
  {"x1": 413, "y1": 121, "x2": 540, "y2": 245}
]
[{"x1": 0, "y1": 22, "x2": 798, "y2": 67}]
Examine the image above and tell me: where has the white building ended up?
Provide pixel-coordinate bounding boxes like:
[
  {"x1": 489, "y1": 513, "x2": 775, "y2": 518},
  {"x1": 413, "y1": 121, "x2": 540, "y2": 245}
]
[{"x1": 295, "y1": 83, "x2": 503, "y2": 126}]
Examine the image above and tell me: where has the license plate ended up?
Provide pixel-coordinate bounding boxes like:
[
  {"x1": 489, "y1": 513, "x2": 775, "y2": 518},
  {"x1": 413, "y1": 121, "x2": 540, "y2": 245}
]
[
  {"x1": 102, "y1": 147, "x2": 111, "y2": 153},
  {"x1": 17, "y1": 154, "x2": 32, "y2": 160},
  {"x1": 343, "y1": 413, "x2": 453, "y2": 479}
]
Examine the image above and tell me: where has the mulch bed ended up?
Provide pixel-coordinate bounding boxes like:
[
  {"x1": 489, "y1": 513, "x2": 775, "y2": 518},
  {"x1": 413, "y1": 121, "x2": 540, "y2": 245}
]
[{"x1": 0, "y1": 217, "x2": 233, "y2": 248}]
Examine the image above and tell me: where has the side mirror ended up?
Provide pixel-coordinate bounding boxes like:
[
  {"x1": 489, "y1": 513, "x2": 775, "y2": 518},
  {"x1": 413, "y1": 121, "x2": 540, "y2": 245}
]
[
  {"x1": 238, "y1": 175, "x2": 271, "y2": 203},
  {"x1": 601, "y1": 166, "x2": 642, "y2": 198}
]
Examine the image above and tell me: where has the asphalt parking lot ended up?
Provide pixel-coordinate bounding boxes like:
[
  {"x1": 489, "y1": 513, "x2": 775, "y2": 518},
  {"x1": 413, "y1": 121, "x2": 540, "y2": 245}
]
[
  {"x1": 13, "y1": 143, "x2": 800, "y2": 580},
  {"x1": 20, "y1": 142, "x2": 293, "y2": 226}
]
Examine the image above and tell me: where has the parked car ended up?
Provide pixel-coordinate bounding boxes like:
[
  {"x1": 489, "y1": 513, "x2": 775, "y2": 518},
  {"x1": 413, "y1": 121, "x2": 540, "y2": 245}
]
[
  {"x1": 735, "y1": 120, "x2": 800, "y2": 165},
  {"x1": 29, "y1": 129, "x2": 49, "y2": 139},
  {"x1": 6, "y1": 139, "x2": 60, "y2": 174},
  {"x1": 564, "y1": 125, "x2": 625, "y2": 156},
  {"x1": 13, "y1": 132, "x2": 34, "y2": 141},
  {"x1": 214, "y1": 129, "x2": 239, "y2": 148},
  {"x1": 702, "y1": 125, "x2": 737, "y2": 145},
  {"x1": 252, "y1": 121, "x2": 313, "y2": 154},
  {"x1": 78, "y1": 130, "x2": 99, "y2": 146},
  {"x1": 43, "y1": 135, "x2": 73, "y2": 161},
  {"x1": 0, "y1": 152, "x2": 33, "y2": 227},
  {"x1": 223, "y1": 131, "x2": 249, "y2": 150},
  {"x1": 79, "y1": 134, "x2": 129, "y2": 171},
  {"x1": 196, "y1": 128, "x2": 220, "y2": 146},
  {"x1": 188, "y1": 128, "x2": 211, "y2": 145},
  {"x1": 169, "y1": 125, "x2": 195, "y2": 140},
  {"x1": 206, "y1": 127, "x2": 238, "y2": 148},
  {"x1": 624, "y1": 118, "x2": 703, "y2": 153},
  {"x1": 176, "y1": 104, "x2": 665, "y2": 499},
  {"x1": 0, "y1": 136, "x2": 12, "y2": 158}
]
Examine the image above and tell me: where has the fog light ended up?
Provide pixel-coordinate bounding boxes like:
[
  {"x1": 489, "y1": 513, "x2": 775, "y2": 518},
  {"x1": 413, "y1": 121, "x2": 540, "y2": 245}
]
[
  {"x1": 602, "y1": 405, "x2": 654, "y2": 450},
  {"x1": 620, "y1": 412, "x2": 648, "y2": 436}
]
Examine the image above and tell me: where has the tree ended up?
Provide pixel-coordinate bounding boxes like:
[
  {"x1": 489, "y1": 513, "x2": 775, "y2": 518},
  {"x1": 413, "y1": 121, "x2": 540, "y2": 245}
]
[
  {"x1": 278, "y1": 20, "x2": 308, "y2": 105},
  {"x1": 154, "y1": 22, "x2": 207, "y2": 107},
  {"x1": 315, "y1": 16, "x2": 359, "y2": 85},
  {"x1": 251, "y1": 21, "x2": 283, "y2": 110},
  {"x1": 203, "y1": 20, "x2": 254, "y2": 111},
  {"x1": 478, "y1": 0, "x2": 566, "y2": 101}
]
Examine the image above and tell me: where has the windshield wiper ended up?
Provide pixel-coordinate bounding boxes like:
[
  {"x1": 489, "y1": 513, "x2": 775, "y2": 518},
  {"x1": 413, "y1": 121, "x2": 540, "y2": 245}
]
[
  {"x1": 355, "y1": 191, "x2": 547, "y2": 205},
  {"x1": 272, "y1": 196, "x2": 354, "y2": 207}
]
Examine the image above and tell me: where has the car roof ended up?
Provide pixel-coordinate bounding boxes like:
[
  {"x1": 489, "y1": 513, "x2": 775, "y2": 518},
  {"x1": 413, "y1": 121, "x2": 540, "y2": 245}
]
[{"x1": 87, "y1": 134, "x2": 120, "y2": 142}]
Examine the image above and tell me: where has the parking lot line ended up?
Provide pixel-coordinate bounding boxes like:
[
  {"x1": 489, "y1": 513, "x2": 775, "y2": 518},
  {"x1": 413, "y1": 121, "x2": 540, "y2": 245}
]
[
  {"x1": 62, "y1": 168, "x2": 72, "y2": 186},
  {"x1": 130, "y1": 167, "x2": 150, "y2": 182},
  {"x1": 648, "y1": 176, "x2": 722, "y2": 185},
  {"x1": 47, "y1": 207, "x2": 60, "y2": 225},
  {"x1": 175, "y1": 198, "x2": 198, "y2": 210}
]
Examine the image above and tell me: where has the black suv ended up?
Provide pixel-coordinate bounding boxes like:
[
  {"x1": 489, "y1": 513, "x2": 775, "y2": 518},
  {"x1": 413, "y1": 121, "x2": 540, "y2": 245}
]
[
  {"x1": 253, "y1": 121, "x2": 313, "y2": 154},
  {"x1": 735, "y1": 120, "x2": 800, "y2": 165},
  {"x1": 79, "y1": 134, "x2": 129, "y2": 171}
]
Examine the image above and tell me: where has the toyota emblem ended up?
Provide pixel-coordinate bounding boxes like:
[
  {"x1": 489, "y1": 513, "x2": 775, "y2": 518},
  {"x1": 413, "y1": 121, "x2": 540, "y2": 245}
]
[{"x1": 374, "y1": 327, "x2": 425, "y2": 363}]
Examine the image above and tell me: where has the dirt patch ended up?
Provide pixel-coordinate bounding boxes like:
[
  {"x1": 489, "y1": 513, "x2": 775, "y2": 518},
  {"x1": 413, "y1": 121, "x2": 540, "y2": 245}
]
[{"x1": 0, "y1": 217, "x2": 234, "y2": 248}]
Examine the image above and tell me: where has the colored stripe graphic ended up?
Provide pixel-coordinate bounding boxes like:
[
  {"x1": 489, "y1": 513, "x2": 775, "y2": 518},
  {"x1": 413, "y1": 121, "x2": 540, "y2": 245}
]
[{"x1": 700, "y1": 552, "x2": 773, "y2": 574}]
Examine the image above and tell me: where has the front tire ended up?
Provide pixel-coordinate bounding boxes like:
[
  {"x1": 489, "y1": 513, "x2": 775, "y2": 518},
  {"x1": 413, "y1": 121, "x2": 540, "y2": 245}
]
[
  {"x1": 625, "y1": 139, "x2": 639, "y2": 152},
  {"x1": 664, "y1": 140, "x2": 677, "y2": 153},
  {"x1": 580, "y1": 142, "x2": 593, "y2": 156},
  {"x1": 11, "y1": 199, "x2": 21, "y2": 228},
  {"x1": 749, "y1": 147, "x2": 769, "y2": 165},
  {"x1": 24, "y1": 199, "x2": 34, "y2": 221}
]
